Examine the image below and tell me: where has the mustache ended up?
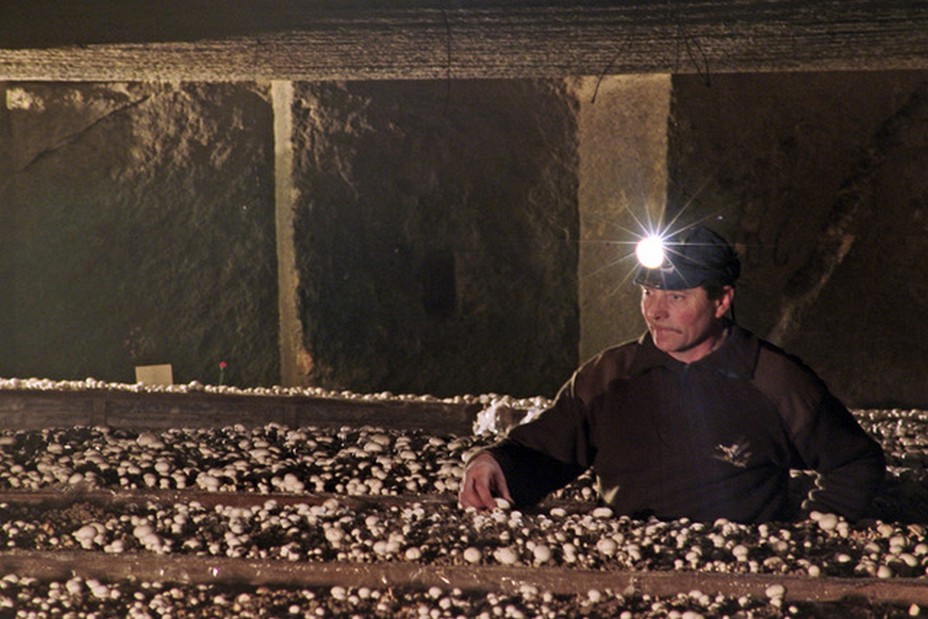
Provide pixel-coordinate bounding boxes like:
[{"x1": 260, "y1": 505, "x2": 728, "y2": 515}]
[{"x1": 647, "y1": 323, "x2": 680, "y2": 332}]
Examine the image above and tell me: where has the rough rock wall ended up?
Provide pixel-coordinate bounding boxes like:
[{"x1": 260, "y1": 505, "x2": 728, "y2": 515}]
[
  {"x1": 0, "y1": 82, "x2": 279, "y2": 386},
  {"x1": 575, "y1": 75, "x2": 671, "y2": 363},
  {"x1": 5, "y1": 73, "x2": 928, "y2": 406},
  {"x1": 668, "y1": 71, "x2": 928, "y2": 407},
  {"x1": 290, "y1": 80, "x2": 580, "y2": 398}
]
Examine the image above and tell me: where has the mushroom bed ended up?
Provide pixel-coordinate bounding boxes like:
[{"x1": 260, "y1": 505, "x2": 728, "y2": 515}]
[
  {"x1": 0, "y1": 385, "x2": 926, "y2": 618},
  {"x1": 0, "y1": 575, "x2": 915, "y2": 619}
]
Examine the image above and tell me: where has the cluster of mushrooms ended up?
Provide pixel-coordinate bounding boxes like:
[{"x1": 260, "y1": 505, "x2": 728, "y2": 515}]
[
  {"x1": 0, "y1": 379, "x2": 925, "y2": 617},
  {"x1": 8, "y1": 572, "x2": 911, "y2": 619}
]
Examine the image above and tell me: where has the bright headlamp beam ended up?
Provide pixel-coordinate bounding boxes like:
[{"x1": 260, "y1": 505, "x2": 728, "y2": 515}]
[{"x1": 636, "y1": 235, "x2": 666, "y2": 269}]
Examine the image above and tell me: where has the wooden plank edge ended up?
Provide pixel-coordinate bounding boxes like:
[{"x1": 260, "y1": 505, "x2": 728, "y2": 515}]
[
  {"x1": 0, "y1": 389, "x2": 483, "y2": 434},
  {"x1": 0, "y1": 551, "x2": 926, "y2": 605}
]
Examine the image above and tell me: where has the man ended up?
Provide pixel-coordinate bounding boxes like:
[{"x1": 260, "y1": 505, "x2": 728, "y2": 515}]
[{"x1": 459, "y1": 225, "x2": 885, "y2": 523}]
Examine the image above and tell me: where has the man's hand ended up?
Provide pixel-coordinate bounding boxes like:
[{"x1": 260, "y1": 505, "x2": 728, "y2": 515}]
[{"x1": 458, "y1": 452, "x2": 513, "y2": 510}]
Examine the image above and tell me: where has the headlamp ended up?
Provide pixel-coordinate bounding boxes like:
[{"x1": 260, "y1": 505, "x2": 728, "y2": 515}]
[
  {"x1": 633, "y1": 225, "x2": 741, "y2": 290},
  {"x1": 635, "y1": 235, "x2": 666, "y2": 269}
]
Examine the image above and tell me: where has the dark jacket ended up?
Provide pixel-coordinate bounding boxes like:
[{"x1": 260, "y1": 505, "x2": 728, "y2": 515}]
[{"x1": 486, "y1": 326, "x2": 885, "y2": 523}]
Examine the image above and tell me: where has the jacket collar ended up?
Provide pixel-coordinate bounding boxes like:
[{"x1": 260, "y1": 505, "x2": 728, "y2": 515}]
[{"x1": 629, "y1": 324, "x2": 759, "y2": 379}]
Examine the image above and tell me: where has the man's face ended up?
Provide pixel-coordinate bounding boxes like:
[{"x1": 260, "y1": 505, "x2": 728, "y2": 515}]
[{"x1": 640, "y1": 284, "x2": 733, "y2": 364}]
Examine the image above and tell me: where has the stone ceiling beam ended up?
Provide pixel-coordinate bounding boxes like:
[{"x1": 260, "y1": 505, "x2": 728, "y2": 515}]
[{"x1": 1, "y1": 1, "x2": 927, "y2": 82}]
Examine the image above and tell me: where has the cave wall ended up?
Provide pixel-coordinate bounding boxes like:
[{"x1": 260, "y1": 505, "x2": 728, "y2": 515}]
[
  {"x1": 0, "y1": 79, "x2": 581, "y2": 397},
  {"x1": 575, "y1": 75, "x2": 671, "y2": 363},
  {"x1": 288, "y1": 80, "x2": 580, "y2": 398},
  {"x1": 668, "y1": 71, "x2": 928, "y2": 407},
  {"x1": 0, "y1": 82, "x2": 279, "y2": 387},
  {"x1": 2, "y1": 72, "x2": 928, "y2": 406}
]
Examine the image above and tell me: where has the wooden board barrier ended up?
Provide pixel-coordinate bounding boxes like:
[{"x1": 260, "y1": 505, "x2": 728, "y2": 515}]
[
  {"x1": 0, "y1": 551, "x2": 926, "y2": 605},
  {"x1": 0, "y1": 389, "x2": 482, "y2": 434}
]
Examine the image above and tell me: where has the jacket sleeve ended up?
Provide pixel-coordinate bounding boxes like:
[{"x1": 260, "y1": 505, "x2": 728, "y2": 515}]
[
  {"x1": 794, "y1": 391, "x2": 886, "y2": 520},
  {"x1": 754, "y1": 343, "x2": 885, "y2": 521},
  {"x1": 480, "y1": 374, "x2": 596, "y2": 507},
  {"x1": 484, "y1": 442, "x2": 586, "y2": 506}
]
